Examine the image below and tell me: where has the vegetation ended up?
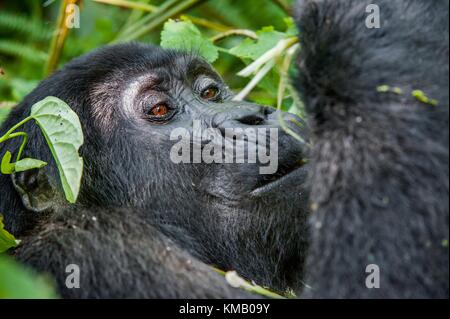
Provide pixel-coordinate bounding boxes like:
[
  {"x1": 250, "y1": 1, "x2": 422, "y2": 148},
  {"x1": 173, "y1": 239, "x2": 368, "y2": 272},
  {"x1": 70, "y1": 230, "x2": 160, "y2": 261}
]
[{"x1": 0, "y1": 0, "x2": 300, "y2": 126}]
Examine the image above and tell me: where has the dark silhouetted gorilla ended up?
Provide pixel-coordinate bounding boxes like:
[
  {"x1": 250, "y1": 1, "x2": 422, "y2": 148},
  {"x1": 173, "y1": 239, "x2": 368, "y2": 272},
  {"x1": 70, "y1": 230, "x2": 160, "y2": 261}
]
[
  {"x1": 0, "y1": 44, "x2": 309, "y2": 298},
  {"x1": 295, "y1": 0, "x2": 449, "y2": 298}
]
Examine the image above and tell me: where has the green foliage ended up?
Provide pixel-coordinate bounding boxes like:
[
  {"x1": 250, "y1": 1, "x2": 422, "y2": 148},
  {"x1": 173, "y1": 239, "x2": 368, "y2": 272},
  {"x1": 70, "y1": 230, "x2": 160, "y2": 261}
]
[
  {"x1": 0, "y1": 108, "x2": 10, "y2": 126},
  {"x1": 377, "y1": 85, "x2": 439, "y2": 106},
  {"x1": 0, "y1": 216, "x2": 19, "y2": 253},
  {"x1": 0, "y1": 96, "x2": 83, "y2": 298},
  {"x1": 160, "y1": 16, "x2": 300, "y2": 111},
  {"x1": 0, "y1": 255, "x2": 57, "y2": 299},
  {"x1": 30, "y1": 97, "x2": 84, "y2": 203},
  {"x1": 1, "y1": 150, "x2": 48, "y2": 174},
  {"x1": 15, "y1": 158, "x2": 48, "y2": 173},
  {"x1": 0, "y1": 151, "x2": 16, "y2": 174},
  {"x1": 0, "y1": 11, "x2": 52, "y2": 41},
  {"x1": 9, "y1": 79, "x2": 39, "y2": 101},
  {"x1": 1, "y1": 215, "x2": 56, "y2": 298},
  {"x1": 0, "y1": 40, "x2": 48, "y2": 64},
  {"x1": 412, "y1": 90, "x2": 439, "y2": 106},
  {"x1": 161, "y1": 19, "x2": 219, "y2": 63},
  {"x1": 229, "y1": 26, "x2": 289, "y2": 60},
  {"x1": 0, "y1": 0, "x2": 298, "y2": 106},
  {"x1": 0, "y1": 97, "x2": 84, "y2": 204}
]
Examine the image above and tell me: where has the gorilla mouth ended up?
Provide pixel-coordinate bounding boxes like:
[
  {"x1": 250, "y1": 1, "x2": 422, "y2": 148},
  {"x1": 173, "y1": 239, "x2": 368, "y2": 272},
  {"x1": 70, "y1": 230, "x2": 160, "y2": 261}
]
[{"x1": 250, "y1": 159, "x2": 308, "y2": 197}]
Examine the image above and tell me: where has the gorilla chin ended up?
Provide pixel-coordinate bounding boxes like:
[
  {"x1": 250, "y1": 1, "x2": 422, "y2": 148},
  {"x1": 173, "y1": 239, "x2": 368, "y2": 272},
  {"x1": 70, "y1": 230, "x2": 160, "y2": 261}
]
[{"x1": 0, "y1": 43, "x2": 310, "y2": 298}]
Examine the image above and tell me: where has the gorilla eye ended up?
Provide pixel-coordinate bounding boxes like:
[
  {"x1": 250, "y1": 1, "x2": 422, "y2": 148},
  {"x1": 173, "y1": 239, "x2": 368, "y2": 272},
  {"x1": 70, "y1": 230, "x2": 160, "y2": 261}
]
[
  {"x1": 200, "y1": 86, "x2": 220, "y2": 101},
  {"x1": 149, "y1": 103, "x2": 169, "y2": 117}
]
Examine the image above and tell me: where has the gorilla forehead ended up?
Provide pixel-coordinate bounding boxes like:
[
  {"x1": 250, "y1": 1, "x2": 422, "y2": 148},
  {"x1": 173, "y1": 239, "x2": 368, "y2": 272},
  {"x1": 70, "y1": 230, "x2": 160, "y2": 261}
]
[{"x1": 84, "y1": 43, "x2": 221, "y2": 131}]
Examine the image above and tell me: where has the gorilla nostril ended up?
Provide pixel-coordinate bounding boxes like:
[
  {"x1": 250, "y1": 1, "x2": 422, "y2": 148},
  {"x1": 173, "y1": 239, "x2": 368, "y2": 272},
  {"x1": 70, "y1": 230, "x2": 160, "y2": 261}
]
[
  {"x1": 236, "y1": 115, "x2": 265, "y2": 126},
  {"x1": 263, "y1": 107, "x2": 276, "y2": 116}
]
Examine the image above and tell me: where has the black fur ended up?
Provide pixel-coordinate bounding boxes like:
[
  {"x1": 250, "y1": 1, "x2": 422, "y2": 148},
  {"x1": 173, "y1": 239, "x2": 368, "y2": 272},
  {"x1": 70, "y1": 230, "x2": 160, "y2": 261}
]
[
  {"x1": 1, "y1": 0, "x2": 447, "y2": 299},
  {"x1": 0, "y1": 44, "x2": 309, "y2": 298},
  {"x1": 295, "y1": 0, "x2": 449, "y2": 298}
]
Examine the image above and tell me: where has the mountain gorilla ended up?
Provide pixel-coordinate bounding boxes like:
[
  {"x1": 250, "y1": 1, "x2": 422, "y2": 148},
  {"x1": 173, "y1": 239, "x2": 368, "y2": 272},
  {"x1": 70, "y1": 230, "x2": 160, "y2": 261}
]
[
  {"x1": 295, "y1": 0, "x2": 449, "y2": 298},
  {"x1": 0, "y1": 45, "x2": 309, "y2": 298},
  {"x1": 0, "y1": 0, "x2": 448, "y2": 299}
]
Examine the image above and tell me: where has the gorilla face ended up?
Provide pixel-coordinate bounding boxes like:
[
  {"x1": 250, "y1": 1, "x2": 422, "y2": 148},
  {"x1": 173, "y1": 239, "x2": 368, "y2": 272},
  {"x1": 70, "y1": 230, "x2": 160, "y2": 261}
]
[
  {"x1": 0, "y1": 43, "x2": 309, "y2": 291},
  {"x1": 83, "y1": 46, "x2": 309, "y2": 288}
]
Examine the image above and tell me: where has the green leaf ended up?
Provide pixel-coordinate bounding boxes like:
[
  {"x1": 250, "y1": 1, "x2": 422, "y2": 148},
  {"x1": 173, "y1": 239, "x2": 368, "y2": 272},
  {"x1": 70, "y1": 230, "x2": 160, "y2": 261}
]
[
  {"x1": 1, "y1": 151, "x2": 15, "y2": 174},
  {"x1": 15, "y1": 158, "x2": 47, "y2": 172},
  {"x1": 284, "y1": 17, "x2": 299, "y2": 37},
  {"x1": 0, "y1": 215, "x2": 18, "y2": 253},
  {"x1": 161, "y1": 19, "x2": 219, "y2": 63},
  {"x1": 10, "y1": 78, "x2": 39, "y2": 101},
  {"x1": 0, "y1": 255, "x2": 57, "y2": 299},
  {"x1": 229, "y1": 26, "x2": 287, "y2": 61},
  {"x1": 0, "y1": 107, "x2": 11, "y2": 126},
  {"x1": 1, "y1": 152, "x2": 47, "y2": 174},
  {"x1": 30, "y1": 96, "x2": 84, "y2": 204}
]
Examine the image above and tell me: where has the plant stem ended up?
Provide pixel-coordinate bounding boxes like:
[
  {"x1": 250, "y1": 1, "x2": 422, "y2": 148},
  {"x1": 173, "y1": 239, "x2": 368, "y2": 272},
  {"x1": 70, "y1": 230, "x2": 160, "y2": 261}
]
[
  {"x1": 116, "y1": 0, "x2": 206, "y2": 42},
  {"x1": 0, "y1": 102, "x2": 16, "y2": 109},
  {"x1": 44, "y1": 0, "x2": 80, "y2": 76},
  {"x1": 0, "y1": 116, "x2": 34, "y2": 162},
  {"x1": 237, "y1": 37, "x2": 298, "y2": 77},
  {"x1": 120, "y1": 0, "x2": 153, "y2": 33},
  {"x1": 211, "y1": 29, "x2": 258, "y2": 43},
  {"x1": 0, "y1": 116, "x2": 33, "y2": 144},
  {"x1": 5, "y1": 132, "x2": 28, "y2": 161},
  {"x1": 272, "y1": 0, "x2": 291, "y2": 14},
  {"x1": 98, "y1": 0, "x2": 228, "y2": 35},
  {"x1": 115, "y1": 0, "x2": 181, "y2": 41},
  {"x1": 93, "y1": 0, "x2": 157, "y2": 12},
  {"x1": 233, "y1": 59, "x2": 275, "y2": 102},
  {"x1": 183, "y1": 15, "x2": 230, "y2": 32},
  {"x1": 276, "y1": 43, "x2": 306, "y2": 144}
]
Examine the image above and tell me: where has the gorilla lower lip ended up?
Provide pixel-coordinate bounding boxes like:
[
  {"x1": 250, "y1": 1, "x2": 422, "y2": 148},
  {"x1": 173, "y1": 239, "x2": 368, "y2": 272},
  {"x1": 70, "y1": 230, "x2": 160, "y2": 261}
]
[{"x1": 250, "y1": 161, "x2": 307, "y2": 197}]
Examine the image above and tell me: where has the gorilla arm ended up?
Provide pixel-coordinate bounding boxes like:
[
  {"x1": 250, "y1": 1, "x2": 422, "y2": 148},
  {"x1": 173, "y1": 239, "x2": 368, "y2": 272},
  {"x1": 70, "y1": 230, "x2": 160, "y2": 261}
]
[
  {"x1": 295, "y1": 0, "x2": 449, "y2": 298},
  {"x1": 13, "y1": 207, "x2": 253, "y2": 299}
]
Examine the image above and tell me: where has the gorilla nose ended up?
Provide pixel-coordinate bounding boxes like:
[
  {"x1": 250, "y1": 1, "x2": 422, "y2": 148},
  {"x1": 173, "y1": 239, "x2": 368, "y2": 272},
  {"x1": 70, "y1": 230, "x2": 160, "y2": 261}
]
[
  {"x1": 212, "y1": 103, "x2": 308, "y2": 143},
  {"x1": 234, "y1": 113, "x2": 265, "y2": 126},
  {"x1": 215, "y1": 103, "x2": 274, "y2": 129}
]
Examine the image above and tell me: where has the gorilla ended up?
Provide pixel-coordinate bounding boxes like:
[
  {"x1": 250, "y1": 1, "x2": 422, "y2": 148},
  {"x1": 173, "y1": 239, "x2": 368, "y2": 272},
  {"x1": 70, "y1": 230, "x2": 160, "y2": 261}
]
[
  {"x1": 0, "y1": 44, "x2": 310, "y2": 298},
  {"x1": 0, "y1": 0, "x2": 448, "y2": 299},
  {"x1": 295, "y1": 0, "x2": 448, "y2": 298}
]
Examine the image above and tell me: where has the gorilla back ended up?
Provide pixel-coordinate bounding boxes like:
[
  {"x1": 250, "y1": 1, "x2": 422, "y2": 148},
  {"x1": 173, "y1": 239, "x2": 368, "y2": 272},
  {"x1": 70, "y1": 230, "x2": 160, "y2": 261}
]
[{"x1": 0, "y1": 44, "x2": 309, "y2": 298}]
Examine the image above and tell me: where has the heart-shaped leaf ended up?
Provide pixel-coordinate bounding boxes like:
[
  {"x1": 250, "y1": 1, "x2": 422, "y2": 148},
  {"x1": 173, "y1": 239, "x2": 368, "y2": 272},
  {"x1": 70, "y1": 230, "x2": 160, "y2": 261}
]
[
  {"x1": 30, "y1": 96, "x2": 84, "y2": 204},
  {"x1": 1, "y1": 151, "x2": 15, "y2": 175}
]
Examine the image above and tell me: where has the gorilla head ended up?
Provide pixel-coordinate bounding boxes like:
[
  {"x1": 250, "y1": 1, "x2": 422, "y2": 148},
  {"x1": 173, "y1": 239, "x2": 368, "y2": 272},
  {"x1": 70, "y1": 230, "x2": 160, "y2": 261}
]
[{"x1": 0, "y1": 43, "x2": 309, "y2": 296}]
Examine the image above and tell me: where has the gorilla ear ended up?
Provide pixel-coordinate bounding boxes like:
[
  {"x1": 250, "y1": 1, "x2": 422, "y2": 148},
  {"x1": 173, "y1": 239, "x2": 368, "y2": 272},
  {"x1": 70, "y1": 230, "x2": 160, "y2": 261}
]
[{"x1": 11, "y1": 169, "x2": 59, "y2": 213}]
